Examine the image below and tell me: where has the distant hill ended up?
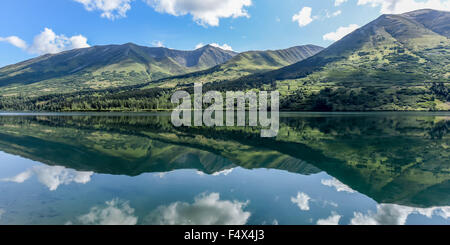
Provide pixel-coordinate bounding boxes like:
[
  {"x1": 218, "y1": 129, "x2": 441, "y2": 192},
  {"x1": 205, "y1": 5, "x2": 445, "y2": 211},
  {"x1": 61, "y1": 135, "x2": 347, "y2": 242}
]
[
  {"x1": 0, "y1": 43, "x2": 237, "y2": 97},
  {"x1": 145, "y1": 44, "x2": 324, "y2": 89}
]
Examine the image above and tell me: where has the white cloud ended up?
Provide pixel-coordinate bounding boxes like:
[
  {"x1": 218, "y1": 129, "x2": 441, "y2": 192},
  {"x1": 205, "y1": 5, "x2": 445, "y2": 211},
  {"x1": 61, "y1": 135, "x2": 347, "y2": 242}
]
[
  {"x1": 292, "y1": 7, "x2": 314, "y2": 27},
  {"x1": 321, "y1": 178, "x2": 356, "y2": 193},
  {"x1": 146, "y1": 0, "x2": 252, "y2": 27},
  {"x1": 78, "y1": 199, "x2": 138, "y2": 225},
  {"x1": 350, "y1": 204, "x2": 450, "y2": 225},
  {"x1": 1, "y1": 28, "x2": 90, "y2": 55},
  {"x1": 324, "y1": 9, "x2": 342, "y2": 19},
  {"x1": 329, "y1": 10, "x2": 342, "y2": 17},
  {"x1": 74, "y1": 0, "x2": 133, "y2": 20},
  {"x1": 0, "y1": 209, "x2": 5, "y2": 220},
  {"x1": 1, "y1": 169, "x2": 33, "y2": 183},
  {"x1": 357, "y1": 0, "x2": 450, "y2": 14},
  {"x1": 323, "y1": 200, "x2": 339, "y2": 208},
  {"x1": 69, "y1": 35, "x2": 90, "y2": 49},
  {"x1": 323, "y1": 24, "x2": 360, "y2": 41},
  {"x1": 152, "y1": 40, "x2": 165, "y2": 47},
  {"x1": 210, "y1": 43, "x2": 233, "y2": 51},
  {"x1": 1, "y1": 165, "x2": 93, "y2": 191},
  {"x1": 195, "y1": 42, "x2": 234, "y2": 51},
  {"x1": 33, "y1": 165, "x2": 93, "y2": 191},
  {"x1": 317, "y1": 212, "x2": 342, "y2": 225},
  {"x1": 29, "y1": 28, "x2": 90, "y2": 55},
  {"x1": 291, "y1": 192, "x2": 311, "y2": 211},
  {"x1": 145, "y1": 193, "x2": 251, "y2": 225},
  {"x1": 0, "y1": 36, "x2": 28, "y2": 49},
  {"x1": 335, "y1": 0, "x2": 348, "y2": 6},
  {"x1": 195, "y1": 43, "x2": 205, "y2": 49}
]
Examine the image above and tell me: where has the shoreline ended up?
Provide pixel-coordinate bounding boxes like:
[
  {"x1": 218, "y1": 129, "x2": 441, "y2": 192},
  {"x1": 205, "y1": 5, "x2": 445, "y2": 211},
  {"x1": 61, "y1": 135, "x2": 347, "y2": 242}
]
[{"x1": 1, "y1": 111, "x2": 450, "y2": 116}]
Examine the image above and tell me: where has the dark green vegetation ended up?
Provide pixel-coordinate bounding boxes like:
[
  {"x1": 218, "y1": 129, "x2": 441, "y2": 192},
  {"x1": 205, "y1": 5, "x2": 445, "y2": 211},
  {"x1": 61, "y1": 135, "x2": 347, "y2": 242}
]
[
  {"x1": 0, "y1": 9, "x2": 448, "y2": 112},
  {"x1": 0, "y1": 113, "x2": 448, "y2": 207}
]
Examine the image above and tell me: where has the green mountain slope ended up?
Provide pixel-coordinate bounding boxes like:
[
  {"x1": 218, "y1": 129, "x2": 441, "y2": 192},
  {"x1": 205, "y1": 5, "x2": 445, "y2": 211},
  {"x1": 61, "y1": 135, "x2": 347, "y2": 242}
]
[
  {"x1": 209, "y1": 9, "x2": 450, "y2": 111},
  {"x1": 142, "y1": 45, "x2": 324, "y2": 89},
  {"x1": 402, "y1": 9, "x2": 450, "y2": 37},
  {"x1": 0, "y1": 43, "x2": 236, "y2": 97}
]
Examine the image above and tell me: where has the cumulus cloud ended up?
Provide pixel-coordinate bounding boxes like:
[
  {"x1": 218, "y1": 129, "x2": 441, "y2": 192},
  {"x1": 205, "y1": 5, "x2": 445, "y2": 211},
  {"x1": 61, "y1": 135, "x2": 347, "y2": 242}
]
[
  {"x1": 291, "y1": 192, "x2": 311, "y2": 211},
  {"x1": 335, "y1": 0, "x2": 348, "y2": 6},
  {"x1": 210, "y1": 43, "x2": 233, "y2": 51},
  {"x1": 145, "y1": 193, "x2": 251, "y2": 225},
  {"x1": 152, "y1": 40, "x2": 165, "y2": 47},
  {"x1": 195, "y1": 43, "x2": 205, "y2": 49},
  {"x1": 195, "y1": 42, "x2": 234, "y2": 51},
  {"x1": 1, "y1": 170, "x2": 33, "y2": 183},
  {"x1": 74, "y1": 0, "x2": 133, "y2": 20},
  {"x1": 78, "y1": 199, "x2": 138, "y2": 225},
  {"x1": 1, "y1": 28, "x2": 90, "y2": 55},
  {"x1": 317, "y1": 212, "x2": 342, "y2": 225},
  {"x1": 0, "y1": 209, "x2": 5, "y2": 220},
  {"x1": 0, "y1": 36, "x2": 28, "y2": 49},
  {"x1": 357, "y1": 0, "x2": 450, "y2": 14},
  {"x1": 1, "y1": 165, "x2": 93, "y2": 191},
  {"x1": 146, "y1": 0, "x2": 252, "y2": 27},
  {"x1": 292, "y1": 7, "x2": 315, "y2": 27},
  {"x1": 29, "y1": 28, "x2": 90, "y2": 55},
  {"x1": 323, "y1": 24, "x2": 360, "y2": 41},
  {"x1": 321, "y1": 178, "x2": 356, "y2": 193},
  {"x1": 350, "y1": 204, "x2": 450, "y2": 225}
]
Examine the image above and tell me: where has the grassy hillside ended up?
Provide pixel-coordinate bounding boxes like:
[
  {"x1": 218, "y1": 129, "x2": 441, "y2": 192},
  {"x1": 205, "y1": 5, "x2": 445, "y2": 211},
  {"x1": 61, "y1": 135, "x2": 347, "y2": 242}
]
[
  {"x1": 0, "y1": 43, "x2": 236, "y2": 97},
  {"x1": 140, "y1": 45, "x2": 324, "y2": 89},
  {"x1": 205, "y1": 9, "x2": 450, "y2": 111}
]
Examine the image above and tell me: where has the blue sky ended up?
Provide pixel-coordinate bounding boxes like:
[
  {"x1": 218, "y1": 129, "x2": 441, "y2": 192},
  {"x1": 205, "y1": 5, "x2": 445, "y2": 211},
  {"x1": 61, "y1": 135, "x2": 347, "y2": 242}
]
[{"x1": 0, "y1": 0, "x2": 449, "y2": 67}]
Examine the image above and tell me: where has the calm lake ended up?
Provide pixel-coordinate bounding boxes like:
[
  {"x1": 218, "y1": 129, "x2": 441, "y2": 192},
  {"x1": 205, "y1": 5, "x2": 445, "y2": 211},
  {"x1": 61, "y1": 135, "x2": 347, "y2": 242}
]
[{"x1": 0, "y1": 112, "x2": 448, "y2": 225}]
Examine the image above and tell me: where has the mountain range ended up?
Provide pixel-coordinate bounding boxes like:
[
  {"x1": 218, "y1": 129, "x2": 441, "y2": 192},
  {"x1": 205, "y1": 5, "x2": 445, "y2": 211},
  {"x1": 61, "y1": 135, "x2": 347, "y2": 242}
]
[
  {"x1": 0, "y1": 43, "x2": 237, "y2": 97},
  {"x1": 0, "y1": 9, "x2": 448, "y2": 111}
]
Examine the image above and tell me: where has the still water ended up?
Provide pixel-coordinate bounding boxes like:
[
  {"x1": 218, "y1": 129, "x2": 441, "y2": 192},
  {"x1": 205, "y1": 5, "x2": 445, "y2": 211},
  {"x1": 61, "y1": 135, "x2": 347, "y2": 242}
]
[{"x1": 0, "y1": 112, "x2": 448, "y2": 225}]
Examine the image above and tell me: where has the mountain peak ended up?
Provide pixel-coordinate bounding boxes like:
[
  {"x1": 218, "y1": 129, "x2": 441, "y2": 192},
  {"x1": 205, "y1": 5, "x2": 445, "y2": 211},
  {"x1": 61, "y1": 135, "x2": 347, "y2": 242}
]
[
  {"x1": 402, "y1": 8, "x2": 448, "y2": 15},
  {"x1": 121, "y1": 42, "x2": 141, "y2": 48},
  {"x1": 0, "y1": 41, "x2": 238, "y2": 90},
  {"x1": 401, "y1": 8, "x2": 450, "y2": 37}
]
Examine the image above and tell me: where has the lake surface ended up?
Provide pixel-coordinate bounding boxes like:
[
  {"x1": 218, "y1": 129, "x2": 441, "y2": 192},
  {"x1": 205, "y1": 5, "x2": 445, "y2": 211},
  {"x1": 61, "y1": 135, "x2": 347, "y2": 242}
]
[{"x1": 0, "y1": 112, "x2": 448, "y2": 225}]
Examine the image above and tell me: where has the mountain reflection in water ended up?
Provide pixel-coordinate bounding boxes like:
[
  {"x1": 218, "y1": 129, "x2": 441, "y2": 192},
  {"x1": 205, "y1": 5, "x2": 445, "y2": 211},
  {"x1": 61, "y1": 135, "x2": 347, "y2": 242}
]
[{"x1": 0, "y1": 113, "x2": 448, "y2": 225}]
